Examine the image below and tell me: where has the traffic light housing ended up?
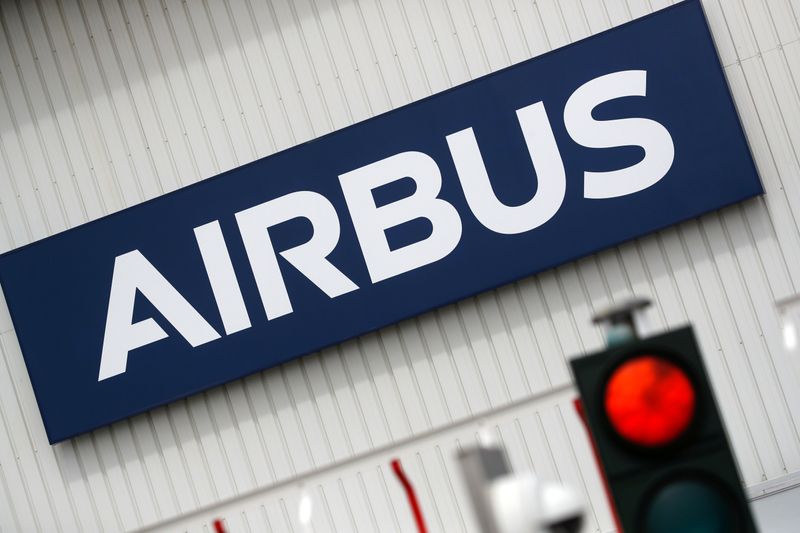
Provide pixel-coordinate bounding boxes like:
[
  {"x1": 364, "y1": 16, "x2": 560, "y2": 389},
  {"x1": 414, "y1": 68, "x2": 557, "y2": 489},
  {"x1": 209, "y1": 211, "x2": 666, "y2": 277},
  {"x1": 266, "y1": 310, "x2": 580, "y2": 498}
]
[{"x1": 570, "y1": 326, "x2": 757, "y2": 532}]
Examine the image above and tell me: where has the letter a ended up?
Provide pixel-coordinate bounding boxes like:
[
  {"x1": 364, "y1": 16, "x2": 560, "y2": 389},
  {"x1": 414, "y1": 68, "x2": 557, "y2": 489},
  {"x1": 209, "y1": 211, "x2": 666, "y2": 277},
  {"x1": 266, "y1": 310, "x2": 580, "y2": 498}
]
[{"x1": 98, "y1": 250, "x2": 220, "y2": 381}]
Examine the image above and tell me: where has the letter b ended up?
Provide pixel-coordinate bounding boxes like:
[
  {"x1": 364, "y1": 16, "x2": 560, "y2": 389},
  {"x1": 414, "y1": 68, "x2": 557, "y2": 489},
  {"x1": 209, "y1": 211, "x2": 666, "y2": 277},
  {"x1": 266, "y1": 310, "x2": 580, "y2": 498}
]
[{"x1": 339, "y1": 152, "x2": 462, "y2": 283}]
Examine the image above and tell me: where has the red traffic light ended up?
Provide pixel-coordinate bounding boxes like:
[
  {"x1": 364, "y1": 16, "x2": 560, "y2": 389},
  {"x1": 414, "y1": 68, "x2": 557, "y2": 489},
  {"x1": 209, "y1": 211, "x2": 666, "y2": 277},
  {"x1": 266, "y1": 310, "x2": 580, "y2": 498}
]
[
  {"x1": 572, "y1": 328, "x2": 757, "y2": 531},
  {"x1": 604, "y1": 355, "x2": 696, "y2": 447}
]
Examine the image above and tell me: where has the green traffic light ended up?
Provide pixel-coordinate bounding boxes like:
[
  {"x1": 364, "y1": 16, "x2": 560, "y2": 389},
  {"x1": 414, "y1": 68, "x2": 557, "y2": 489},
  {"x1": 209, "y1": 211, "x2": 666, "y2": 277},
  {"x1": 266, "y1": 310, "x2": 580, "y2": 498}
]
[{"x1": 643, "y1": 477, "x2": 739, "y2": 533}]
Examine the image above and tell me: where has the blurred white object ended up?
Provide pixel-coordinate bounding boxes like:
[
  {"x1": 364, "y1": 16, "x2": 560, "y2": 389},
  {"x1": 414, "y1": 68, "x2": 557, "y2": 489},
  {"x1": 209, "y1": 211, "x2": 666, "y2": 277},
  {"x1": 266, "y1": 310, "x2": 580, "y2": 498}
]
[
  {"x1": 777, "y1": 295, "x2": 800, "y2": 386},
  {"x1": 784, "y1": 321, "x2": 798, "y2": 351},
  {"x1": 459, "y1": 443, "x2": 584, "y2": 533},
  {"x1": 538, "y1": 482, "x2": 585, "y2": 533},
  {"x1": 297, "y1": 490, "x2": 312, "y2": 527},
  {"x1": 489, "y1": 472, "x2": 584, "y2": 533},
  {"x1": 489, "y1": 473, "x2": 541, "y2": 533},
  {"x1": 478, "y1": 424, "x2": 498, "y2": 448},
  {"x1": 488, "y1": 472, "x2": 584, "y2": 533}
]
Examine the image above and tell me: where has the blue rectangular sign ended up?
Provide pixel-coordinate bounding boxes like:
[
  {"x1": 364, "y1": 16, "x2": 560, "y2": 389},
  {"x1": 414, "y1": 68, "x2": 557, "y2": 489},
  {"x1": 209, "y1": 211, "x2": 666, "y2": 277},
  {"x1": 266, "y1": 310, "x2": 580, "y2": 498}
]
[{"x1": 0, "y1": 0, "x2": 762, "y2": 443}]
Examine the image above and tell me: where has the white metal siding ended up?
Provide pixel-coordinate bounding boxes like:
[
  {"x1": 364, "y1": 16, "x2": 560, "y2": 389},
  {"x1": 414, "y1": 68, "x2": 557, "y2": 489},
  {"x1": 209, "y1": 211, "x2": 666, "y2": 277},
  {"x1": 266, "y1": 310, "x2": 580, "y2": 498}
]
[{"x1": 0, "y1": 0, "x2": 798, "y2": 531}]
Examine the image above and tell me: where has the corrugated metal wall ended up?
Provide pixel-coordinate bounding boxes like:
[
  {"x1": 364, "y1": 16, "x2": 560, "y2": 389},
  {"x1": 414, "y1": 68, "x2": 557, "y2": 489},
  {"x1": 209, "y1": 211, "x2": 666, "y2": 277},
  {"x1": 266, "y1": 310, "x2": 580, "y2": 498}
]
[{"x1": 0, "y1": 0, "x2": 799, "y2": 531}]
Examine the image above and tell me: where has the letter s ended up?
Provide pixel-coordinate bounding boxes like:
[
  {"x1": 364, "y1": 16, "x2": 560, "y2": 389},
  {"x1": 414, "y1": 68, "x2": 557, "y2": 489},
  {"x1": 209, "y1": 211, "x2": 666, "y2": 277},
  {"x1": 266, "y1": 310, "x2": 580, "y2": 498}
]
[{"x1": 564, "y1": 70, "x2": 674, "y2": 199}]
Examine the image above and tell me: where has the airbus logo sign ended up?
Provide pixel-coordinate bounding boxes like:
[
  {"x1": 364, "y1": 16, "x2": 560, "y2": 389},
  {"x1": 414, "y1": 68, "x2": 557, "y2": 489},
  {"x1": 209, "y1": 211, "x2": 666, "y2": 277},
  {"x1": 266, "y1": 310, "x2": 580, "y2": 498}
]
[
  {"x1": 100, "y1": 69, "x2": 674, "y2": 383},
  {"x1": 0, "y1": 0, "x2": 762, "y2": 443}
]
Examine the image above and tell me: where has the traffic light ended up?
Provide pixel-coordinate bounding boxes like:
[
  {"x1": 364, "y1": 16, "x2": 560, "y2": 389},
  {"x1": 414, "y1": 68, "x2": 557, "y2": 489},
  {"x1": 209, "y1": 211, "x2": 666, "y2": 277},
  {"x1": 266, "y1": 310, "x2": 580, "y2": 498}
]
[{"x1": 570, "y1": 326, "x2": 757, "y2": 532}]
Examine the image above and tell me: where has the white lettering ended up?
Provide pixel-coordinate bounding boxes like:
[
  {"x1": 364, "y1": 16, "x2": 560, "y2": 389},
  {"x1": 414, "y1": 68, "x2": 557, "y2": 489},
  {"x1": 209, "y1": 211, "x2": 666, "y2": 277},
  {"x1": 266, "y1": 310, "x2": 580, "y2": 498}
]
[
  {"x1": 195, "y1": 220, "x2": 251, "y2": 335},
  {"x1": 236, "y1": 190, "x2": 358, "y2": 320},
  {"x1": 98, "y1": 250, "x2": 220, "y2": 381},
  {"x1": 563, "y1": 69, "x2": 674, "y2": 199},
  {"x1": 339, "y1": 151, "x2": 463, "y2": 283},
  {"x1": 446, "y1": 101, "x2": 566, "y2": 234}
]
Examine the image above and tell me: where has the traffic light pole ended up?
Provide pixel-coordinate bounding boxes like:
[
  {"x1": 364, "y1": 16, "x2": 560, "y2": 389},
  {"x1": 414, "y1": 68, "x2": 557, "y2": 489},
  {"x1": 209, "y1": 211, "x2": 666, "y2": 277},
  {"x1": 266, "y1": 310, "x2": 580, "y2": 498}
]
[{"x1": 591, "y1": 297, "x2": 652, "y2": 347}]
